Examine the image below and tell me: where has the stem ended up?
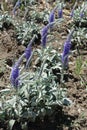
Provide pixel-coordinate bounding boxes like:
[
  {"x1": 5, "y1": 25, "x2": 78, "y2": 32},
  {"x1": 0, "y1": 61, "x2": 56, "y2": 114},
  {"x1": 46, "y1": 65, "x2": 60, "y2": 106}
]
[
  {"x1": 26, "y1": 50, "x2": 35, "y2": 69},
  {"x1": 27, "y1": 35, "x2": 36, "y2": 48},
  {"x1": 16, "y1": 53, "x2": 25, "y2": 67},
  {"x1": 38, "y1": 56, "x2": 47, "y2": 79},
  {"x1": 67, "y1": 28, "x2": 75, "y2": 41}
]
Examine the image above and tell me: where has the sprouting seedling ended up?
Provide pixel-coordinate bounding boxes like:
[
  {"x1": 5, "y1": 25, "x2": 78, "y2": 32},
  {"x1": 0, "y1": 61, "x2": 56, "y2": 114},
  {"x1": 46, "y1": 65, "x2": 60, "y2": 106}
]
[
  {"x1": 12, "y1": 0, "x2": 21, "y2": 15},
  {"x1": 62, "y1": 28, "x2": 75, "y2": 69}
]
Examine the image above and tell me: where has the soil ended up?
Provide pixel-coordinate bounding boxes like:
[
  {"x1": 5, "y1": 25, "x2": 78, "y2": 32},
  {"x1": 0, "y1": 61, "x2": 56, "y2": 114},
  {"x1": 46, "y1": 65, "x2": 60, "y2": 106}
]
[
  {"x1": 0, "y1": 28, "x2": 26, "y2": 89},
  {"x1": 0, "y1": 1, "x2": 87, "y2": 130}
]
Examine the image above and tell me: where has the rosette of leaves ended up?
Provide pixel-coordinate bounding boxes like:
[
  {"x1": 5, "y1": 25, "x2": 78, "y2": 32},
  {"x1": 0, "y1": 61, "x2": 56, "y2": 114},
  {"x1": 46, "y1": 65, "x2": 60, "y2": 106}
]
[
  {"x1": 0, "y1": 13, "x2": 14, "y2": 30},
  {"x1": 71, "y1": 27, "x2": 87, "y2": 51},
  {"x1": 29, "y1": 11, "x2": 49, "y2": 24},
  {"x1": 15, "y1": 21, "x2": 39, "y2": 45},
  {"x1": 71, "y1": 2, "x2": 87, "y2": 28}
]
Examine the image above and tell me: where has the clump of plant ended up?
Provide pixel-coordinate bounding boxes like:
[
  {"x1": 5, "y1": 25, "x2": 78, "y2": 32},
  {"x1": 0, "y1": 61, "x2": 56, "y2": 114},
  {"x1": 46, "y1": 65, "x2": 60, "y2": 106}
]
[
  {"x1": 0, "y1": 36, "x2": 70, "y2": 129},
  {"x1": 0, "y1": 48, "x2": 70, "y2": 129},
  {"x1": 0, "y1": 12, "x2": 14, "y2": 30},
  {"x1": 70, "y1": 1, "x2": 87, "y2": 26},
  {"x1": 15, "y1": 21, "x2": 40, "y2": 45},
  {"x1": 69, "y1": 1, "x2": 87, "y2": 51},
  {"x1": 0, "y1": 2, "x2": 75, "y2": 130}
]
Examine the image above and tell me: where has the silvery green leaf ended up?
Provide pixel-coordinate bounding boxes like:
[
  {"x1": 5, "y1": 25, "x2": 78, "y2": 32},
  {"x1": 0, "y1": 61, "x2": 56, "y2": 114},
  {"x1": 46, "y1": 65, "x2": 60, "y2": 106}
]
[
  {"x1": 9, "y1": 120, "x2": 15, "y2": 130},
  {"x1": 0, "y1": 101, "x2": 2, "y2": 108},
  {"x1": 0, "y1": 89, "x2": 11, "y2": 93},
  {"x1": 42, "y1": 72, "x2": 47, "y2": 79},
  {"x1": 35, "y1": 49, "x2": 42, "y2": 55},
  {"x1": 6, "y1": 96, "x2": 16, "y2": 106},
  {"x1": 51, "y1": 49, "x2": 56, "y2": 53}
]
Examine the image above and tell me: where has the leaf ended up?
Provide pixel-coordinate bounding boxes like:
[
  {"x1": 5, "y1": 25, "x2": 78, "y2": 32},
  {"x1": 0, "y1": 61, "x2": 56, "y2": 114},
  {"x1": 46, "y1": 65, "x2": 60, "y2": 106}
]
[
  {"x1": 0, "y1": 89, "x2": 11, "y2": 93},
  {"x1": 0, "y1": 101, "x2": 2, "y2": 108},
  {"x1": 9, "y1": 119, "x2": 15, "y2": 130}
]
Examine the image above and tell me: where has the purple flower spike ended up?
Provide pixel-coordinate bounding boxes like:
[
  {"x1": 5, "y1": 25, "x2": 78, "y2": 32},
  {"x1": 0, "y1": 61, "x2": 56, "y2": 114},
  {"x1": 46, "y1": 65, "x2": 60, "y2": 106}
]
[
  {"x1": 25, "y1": 46, "x2": 32, "y2": 60},
  {"x1": 62, "y1": 40, "x2": 71, "y2": 67},
  {"x1": 10, "y1": 65, "x2": 19, "y2": 87},
  {"x1": 49, "y1": 10, "x2": 55, "y2": 23},
  {"x1": 62, "y1": 28, "x2": 74, "y2": 68},
  {"x1": 58, "y1": 9, "x2": 63, "y2": 18},
  {"x1": 41, "y1": 25, "x2": 49, "y2": 48},
  {"x1": 25, "y1": 36, "x2": 36, "y2": 60},
  {"x1": 13, "y1": 0, "x2": 21, "y2": 15},
  {"x1": 49, "y1": 5, "x2": 58, "y2": 27},
  {"x1": 41, "y1": 25, "x2": 48, "y2": 37},
  {"x1": 41, "y1": 35, "x2": 47, "y2": 48}
]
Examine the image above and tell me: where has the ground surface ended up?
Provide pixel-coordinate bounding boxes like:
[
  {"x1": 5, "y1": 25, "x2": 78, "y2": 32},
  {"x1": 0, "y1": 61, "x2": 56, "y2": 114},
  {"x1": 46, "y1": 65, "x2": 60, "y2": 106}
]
[{"x1": 0, "y1": 1, "x2": 87, "y2": 130}]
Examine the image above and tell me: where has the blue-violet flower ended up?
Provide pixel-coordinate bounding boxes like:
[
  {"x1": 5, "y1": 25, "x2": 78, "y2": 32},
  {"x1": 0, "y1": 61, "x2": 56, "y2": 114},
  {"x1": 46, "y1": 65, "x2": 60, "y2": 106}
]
[
  {"x1": 10, "y1": 52, "x2": 26, "y2": 87},
  {"x1": 25, "y1": 36, "x2": 36, "y2": 60},
  {"x1": 58, "y1": 8, "x2": 63, "y2": 18},
  {"x1": 25, "y1": 46, "x2": 32, "y2": 60},
  {"x1": 41, "y1": 25, "x2": 49, "y2": 48},
  {"x1": 62, "y1": 40, "x2": 71, "y2": 67},
  {"x1": 62, "y1": 28, "x2": 74, "y2": 68},
  {"x1": 10, "y1": 64, "x2": 19, "y2": 87},
  {"x1": 41, "y1": 35, "x2": 47, "y2": 48},
  {"x1": 49, "y1": 10, "x2": 55, "y2": 23}
]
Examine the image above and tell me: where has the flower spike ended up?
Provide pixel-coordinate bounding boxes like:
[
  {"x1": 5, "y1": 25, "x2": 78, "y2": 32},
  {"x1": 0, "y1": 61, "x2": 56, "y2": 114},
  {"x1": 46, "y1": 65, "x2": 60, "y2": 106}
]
[
  {"x1": 62, "y1": 28, "x2": 74, "y2": 68},
  {"x1": 41, "y1": 25, "x2": 49, "y2": 48},
  {"x1": 10, "y1": 64, "x2": 19, "y2": 88}
]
